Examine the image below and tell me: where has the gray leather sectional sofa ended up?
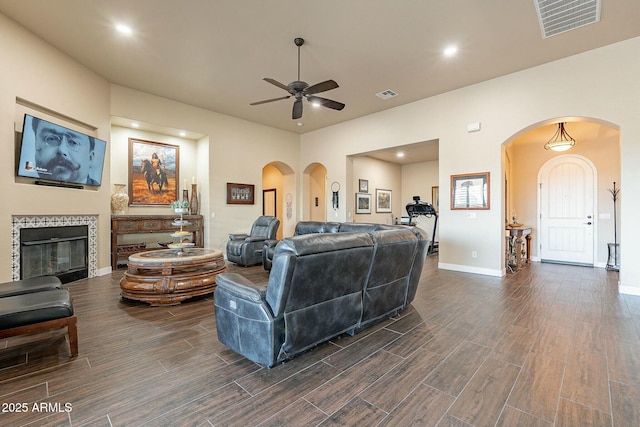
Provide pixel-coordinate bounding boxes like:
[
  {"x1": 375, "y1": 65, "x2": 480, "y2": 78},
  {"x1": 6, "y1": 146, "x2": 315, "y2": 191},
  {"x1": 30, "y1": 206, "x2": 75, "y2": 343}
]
[{"x1": 214, "y1": 222, "x2": 429, "y2": 367}]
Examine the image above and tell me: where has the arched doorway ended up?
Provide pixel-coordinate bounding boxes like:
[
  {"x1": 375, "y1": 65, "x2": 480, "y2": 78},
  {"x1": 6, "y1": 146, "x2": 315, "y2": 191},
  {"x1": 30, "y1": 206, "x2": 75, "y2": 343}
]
[
  {"x1": 303, "y1": 163, "x2": 327, "y2": 221},
  {"x1": 504, "y1": 119, "x2": 620, "y2": 268},
  {"x1": 262, "y1": 161, "x2": 295, "y2": 239}
]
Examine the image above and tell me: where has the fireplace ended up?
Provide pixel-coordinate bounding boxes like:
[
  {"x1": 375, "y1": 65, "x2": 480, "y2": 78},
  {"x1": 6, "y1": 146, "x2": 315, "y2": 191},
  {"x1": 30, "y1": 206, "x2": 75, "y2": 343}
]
[
  {"x1": 11, "y1": 215, "x2": 98, "y2": 282},
  {"x1": 20, "y1": 225, "x2": 88, "y2": 283}
]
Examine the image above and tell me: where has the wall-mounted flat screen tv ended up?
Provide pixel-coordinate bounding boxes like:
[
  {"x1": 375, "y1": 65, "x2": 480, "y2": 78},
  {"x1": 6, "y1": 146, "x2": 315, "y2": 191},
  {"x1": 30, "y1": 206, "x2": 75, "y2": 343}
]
[{"x1": 17, "y1": 114, "x2": 107, "y2": 186}]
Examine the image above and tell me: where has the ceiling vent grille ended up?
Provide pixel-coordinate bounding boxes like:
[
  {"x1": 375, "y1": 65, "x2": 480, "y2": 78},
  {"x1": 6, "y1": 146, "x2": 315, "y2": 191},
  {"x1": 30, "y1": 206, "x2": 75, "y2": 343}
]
[
  {"x1": 376, "y1": 89, "x2": 398, "y2": 100},
  {"x1": 534, "y1": 0, "x2": 600, "y2": 38}
]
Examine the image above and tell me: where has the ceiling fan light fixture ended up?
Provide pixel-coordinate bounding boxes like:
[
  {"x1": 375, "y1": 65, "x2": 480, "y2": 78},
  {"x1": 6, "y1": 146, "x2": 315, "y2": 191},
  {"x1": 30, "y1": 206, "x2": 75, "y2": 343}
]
[
  {"x1": 250, "y1": 37, "x2": 345, "y2": 120},
  {"x1": 544, "y1": 122, "x2": 576, "y2": 151}
]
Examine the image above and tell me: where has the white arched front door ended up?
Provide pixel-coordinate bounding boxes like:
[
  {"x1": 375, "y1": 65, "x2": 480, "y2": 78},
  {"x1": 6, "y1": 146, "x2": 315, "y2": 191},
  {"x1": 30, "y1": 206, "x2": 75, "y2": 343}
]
[{"x1": 538, "y1": 155, "x2": 596, "y2": 265}]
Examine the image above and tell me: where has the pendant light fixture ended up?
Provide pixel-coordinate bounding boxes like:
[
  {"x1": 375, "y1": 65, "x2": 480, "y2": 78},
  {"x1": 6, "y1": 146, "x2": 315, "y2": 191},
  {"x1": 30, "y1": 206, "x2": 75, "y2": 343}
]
[{"x1": 544, "y1": 122, "x2": 576, "y2": 151}]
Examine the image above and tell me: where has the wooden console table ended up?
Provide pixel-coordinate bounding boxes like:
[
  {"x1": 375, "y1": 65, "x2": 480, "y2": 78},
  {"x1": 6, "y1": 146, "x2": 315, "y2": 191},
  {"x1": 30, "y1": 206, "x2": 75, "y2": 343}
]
[
  {"x1": 111, "y1": 215, "x2": 204, "y2": 270},
  {"x1": 506, "y1": 225, "x2": 532, "y2": 272}
]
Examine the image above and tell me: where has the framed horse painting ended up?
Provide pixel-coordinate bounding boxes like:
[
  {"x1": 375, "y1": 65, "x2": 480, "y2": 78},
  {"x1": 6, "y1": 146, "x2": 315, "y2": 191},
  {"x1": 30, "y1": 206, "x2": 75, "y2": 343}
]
[{"x1": 128, "y1": 138, "x2": 179, "y2": 206}]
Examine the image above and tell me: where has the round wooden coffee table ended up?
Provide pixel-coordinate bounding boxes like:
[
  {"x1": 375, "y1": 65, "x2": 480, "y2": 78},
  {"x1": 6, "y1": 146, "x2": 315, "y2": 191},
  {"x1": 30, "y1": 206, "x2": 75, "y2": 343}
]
[{"x1": 120, "y1": 248, "x2": 227, "y2": 306}]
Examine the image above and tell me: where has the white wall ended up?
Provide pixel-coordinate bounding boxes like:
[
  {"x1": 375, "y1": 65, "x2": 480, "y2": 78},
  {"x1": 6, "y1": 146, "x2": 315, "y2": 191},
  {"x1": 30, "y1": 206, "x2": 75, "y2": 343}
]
[{"x1": 301, "y1": 37, "x2": 640, "y2": 294}]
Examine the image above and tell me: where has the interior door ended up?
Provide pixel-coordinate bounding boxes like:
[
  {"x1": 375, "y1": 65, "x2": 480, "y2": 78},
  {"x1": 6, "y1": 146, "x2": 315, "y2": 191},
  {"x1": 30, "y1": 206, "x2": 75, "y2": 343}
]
[{"x1": 539, "y1": 155, "x2": 595, "y2": 265}]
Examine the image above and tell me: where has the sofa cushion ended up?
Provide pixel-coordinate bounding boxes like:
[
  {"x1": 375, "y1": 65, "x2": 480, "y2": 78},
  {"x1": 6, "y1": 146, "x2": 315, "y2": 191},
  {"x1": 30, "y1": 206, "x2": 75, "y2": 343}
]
[
  {"x1": 0, "y1": 276, "x2": 62, "y2": 298},
  {"x1": 0, "y1": 289, "x2": 74, "y2": 330}
]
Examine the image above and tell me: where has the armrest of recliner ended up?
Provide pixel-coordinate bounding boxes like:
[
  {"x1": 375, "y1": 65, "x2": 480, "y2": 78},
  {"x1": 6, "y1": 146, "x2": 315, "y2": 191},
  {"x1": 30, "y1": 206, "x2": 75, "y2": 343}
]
[
  {"x1": 215, "y1": 273, "x2": 268, "y2": 302},
  {"x1": 245, "y1": 236, "x2": 269, "y2": 243},
  {"x1": 264, "y1": 239, "x2": 278, "y2": 249},
  {"x1": 229, "y1": 233, "x2": 249, "y2": 241}
]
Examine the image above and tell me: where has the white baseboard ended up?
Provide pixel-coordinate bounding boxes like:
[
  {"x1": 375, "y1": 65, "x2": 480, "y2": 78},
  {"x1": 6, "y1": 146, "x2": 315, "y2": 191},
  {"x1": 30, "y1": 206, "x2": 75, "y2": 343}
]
[
  {"x1": 619, "y1": 284, "x2": 640, "y2": 296},
  {"x1": 96, "y1": 266, "x2": 113, "y2": 277},
  {"x1": 438, "y1": 262, "x2": 503, "y2": 277}
]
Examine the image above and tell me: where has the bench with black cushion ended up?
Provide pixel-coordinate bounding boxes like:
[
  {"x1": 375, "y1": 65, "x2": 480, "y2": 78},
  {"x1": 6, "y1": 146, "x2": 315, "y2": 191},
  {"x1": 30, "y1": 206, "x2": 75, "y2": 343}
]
[
  {"x1": 0, "y1": 289, "x2": 77, "y2": 357},
  {"x1": 0, "y1": 276, "x2": 62, "y2": 298}
]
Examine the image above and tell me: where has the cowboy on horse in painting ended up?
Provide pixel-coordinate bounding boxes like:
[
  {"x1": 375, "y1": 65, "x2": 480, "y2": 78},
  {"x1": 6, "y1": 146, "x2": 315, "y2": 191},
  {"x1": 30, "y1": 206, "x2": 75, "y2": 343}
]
[{"x1": 140, "y1": 152, "x2": 168, "y2": 193}]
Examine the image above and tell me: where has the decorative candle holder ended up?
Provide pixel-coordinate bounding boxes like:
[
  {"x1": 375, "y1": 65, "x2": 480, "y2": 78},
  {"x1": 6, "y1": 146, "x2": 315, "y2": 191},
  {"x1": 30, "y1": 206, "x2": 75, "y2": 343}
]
[{"x1": 190, "y1": 184, "x2": 199, "y2": 215}]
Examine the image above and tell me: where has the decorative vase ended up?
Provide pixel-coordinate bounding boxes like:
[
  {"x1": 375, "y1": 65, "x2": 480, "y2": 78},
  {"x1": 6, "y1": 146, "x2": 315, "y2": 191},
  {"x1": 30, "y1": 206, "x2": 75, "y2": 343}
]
[
  {"x1": 190, "y1": 184, "x2": 199, "y2": 215},
  {"x1": 110, "y1": 184, "x2": 129, "y2": 215}
]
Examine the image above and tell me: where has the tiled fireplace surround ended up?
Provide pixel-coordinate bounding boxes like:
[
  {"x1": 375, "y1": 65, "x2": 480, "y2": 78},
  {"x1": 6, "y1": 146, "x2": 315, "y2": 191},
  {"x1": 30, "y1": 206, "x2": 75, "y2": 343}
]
[{"x1": 11, "y1": 215, "x2": 98, "y2": 281}]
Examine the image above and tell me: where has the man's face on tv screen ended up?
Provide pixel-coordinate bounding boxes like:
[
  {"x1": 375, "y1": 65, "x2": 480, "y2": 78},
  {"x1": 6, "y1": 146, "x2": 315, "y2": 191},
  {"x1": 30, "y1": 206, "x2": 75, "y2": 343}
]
[{"x1": 34, "y1": 121, "x2": 93, "y2": 183}]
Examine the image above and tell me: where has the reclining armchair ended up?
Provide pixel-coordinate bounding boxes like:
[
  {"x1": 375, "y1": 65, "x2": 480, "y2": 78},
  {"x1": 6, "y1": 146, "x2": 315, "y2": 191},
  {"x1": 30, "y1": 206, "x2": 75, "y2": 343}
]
[{"x1": 226, "y1": 216, "x2": 280, "y2": 267}]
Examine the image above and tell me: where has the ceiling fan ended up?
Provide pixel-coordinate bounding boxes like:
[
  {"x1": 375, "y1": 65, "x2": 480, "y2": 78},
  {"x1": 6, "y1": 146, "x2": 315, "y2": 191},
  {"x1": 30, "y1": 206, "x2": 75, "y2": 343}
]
[{"x1": 250, "y1": 37, "x2": 345, "y2": 120}]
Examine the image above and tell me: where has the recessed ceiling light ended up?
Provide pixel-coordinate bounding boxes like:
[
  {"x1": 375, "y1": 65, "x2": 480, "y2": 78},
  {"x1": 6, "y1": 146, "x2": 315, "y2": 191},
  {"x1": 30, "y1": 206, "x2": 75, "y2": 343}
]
[
  {"x1": 397, "y1": 152, "x2": 405, "y2": 158},
  {"x1": 443, "y1": 45, "x2": 458, "y2": 57},
  {"x1": 131, "y1": 122, "x2": 139, "y2": 128},
  {"x1": 297, "y1": 122, "x2": 304, "y2": 126},
  {"x1": 115, "y1": 24, "x2": 133, "y2": 35},
  {"x1": 179, "y1": 131, "x2": 186, "y2": 137}
]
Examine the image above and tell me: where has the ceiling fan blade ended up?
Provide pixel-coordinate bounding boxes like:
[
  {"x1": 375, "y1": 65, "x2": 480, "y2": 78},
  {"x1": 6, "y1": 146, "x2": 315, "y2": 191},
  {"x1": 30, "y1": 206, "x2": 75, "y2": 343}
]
[
  {"x1": 263, "y1": 78, "x2": 291, "y2": 92},
  {"x1": 308, "y1": 96, "x2": 345, "y2": 111},
  {"x1": 305, "y1": 79, "x2": 339, "y2": 95},
  {"x1": 292, "y1": 99, "x2": 303, "y2": 119},
  {"x1": 250, "y1": 95, "x2": 290, "y2": 106}
]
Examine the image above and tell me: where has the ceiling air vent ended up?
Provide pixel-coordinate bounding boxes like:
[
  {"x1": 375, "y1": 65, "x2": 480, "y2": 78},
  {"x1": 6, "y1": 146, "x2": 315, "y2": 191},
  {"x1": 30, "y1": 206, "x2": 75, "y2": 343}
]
[
  {"x1": 376, "y1": 89, "x2": 398, "y2": 100},
  {"x1": 534, "y1": 0, "x2": 600, "y2": 38}
]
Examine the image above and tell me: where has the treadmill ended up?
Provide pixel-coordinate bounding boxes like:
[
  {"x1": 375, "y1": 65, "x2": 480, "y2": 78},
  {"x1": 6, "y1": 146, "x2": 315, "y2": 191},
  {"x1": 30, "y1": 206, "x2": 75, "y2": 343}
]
[{"x1": 405, "y1": 196, "x2": 438, "y2": 255}]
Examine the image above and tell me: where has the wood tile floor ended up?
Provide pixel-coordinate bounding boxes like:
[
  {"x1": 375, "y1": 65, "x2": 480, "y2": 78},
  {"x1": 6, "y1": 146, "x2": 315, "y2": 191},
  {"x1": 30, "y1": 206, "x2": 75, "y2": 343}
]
[{"x1": 1, "y1": 256, "x2": 639, "y2": 426}]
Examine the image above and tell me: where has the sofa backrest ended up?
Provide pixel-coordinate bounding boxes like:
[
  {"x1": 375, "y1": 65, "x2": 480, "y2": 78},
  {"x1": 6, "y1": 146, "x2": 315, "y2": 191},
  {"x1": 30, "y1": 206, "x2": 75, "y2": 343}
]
[
  {"x1": 338, "y1": 222, "x2": 391, "y2": 233},
  {"x1": 403, "y1": 227, "x2": 429, "y2": 303},
  {"x1": 266, "y1": 232, "x2": 375, "y2": 358},
  {"x1": 294, "y1": 221, "x2": 341, "y2": 235},
  {"x1": 250, "y1": 216, "x2": 280, "y2": 239},
  {"x1": 360, "y1": 228, "x2": 420, "y2": 328}
]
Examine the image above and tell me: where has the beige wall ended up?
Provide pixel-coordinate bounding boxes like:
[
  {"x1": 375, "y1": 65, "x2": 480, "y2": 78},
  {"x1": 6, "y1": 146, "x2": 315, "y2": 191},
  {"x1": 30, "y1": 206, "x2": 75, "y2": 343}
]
[
  {"x1": 109, "y1": 85, "x2": 300, "y2": 253},
  {"x1": 301, "y1": 37, "x2": 640, "y2": 293},
  {"x1": 351, "y1": 156, "x2": 401, "y2": 224},
  {"x1": 2, "y1": 10, "x2": 639, "y2": 294},
  {"x1": 1, "y1": 14, "x2": 111, "y2": 281},
  {"x1": 308, "y1": 164, "x2": 326, "y2": 222},
  {"x1": 110, "y1": 125, "x2": 202, "y2": 247}
]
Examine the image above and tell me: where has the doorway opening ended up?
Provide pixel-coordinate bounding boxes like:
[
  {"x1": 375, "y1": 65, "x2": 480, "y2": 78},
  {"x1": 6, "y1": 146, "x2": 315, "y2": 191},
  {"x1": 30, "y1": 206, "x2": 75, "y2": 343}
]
[{"x1": 503, "y1": 119, "x2": 620, "y2": 268}]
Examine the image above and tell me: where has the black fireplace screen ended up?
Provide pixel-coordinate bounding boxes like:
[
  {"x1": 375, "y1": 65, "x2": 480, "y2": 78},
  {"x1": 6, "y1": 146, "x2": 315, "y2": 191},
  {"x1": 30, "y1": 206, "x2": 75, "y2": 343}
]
[{"x1": 20, "y1": 225, "x2": 88, "y2": 283}]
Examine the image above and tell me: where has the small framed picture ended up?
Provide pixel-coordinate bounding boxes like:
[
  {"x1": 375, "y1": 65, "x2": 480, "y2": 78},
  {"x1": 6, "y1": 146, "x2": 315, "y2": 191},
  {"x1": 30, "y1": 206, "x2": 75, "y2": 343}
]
[
  {"x1": 359, "y1": 179, "x2": 368, "y2": 193},
  {"x1": 375, "y1": 188, "x2": 392, "y2": 213},
  {"x1": 227, "y1": 183, "x2": 255, "y2": 204},
  {"x1": 451, "y1": 172, "x2": 490, "y2": 210},
  {"x1": 355, "y1": 193, "x2": 371, "y2": 214}
]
